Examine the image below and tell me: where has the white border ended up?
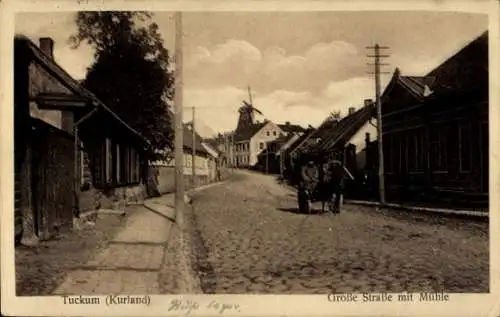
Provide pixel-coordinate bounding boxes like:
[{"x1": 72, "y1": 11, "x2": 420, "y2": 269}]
[{"x1": 1, "y1": 0, "x2": 499, "y2": 316}]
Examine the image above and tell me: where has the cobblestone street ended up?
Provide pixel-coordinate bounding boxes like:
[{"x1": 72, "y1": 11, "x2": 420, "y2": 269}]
[{"x1": 188, "y1": 170, "x2": 489, "y2": 294}]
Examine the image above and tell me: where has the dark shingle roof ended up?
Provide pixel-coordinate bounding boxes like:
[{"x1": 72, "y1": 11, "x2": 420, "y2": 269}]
[
  {"x1": 183, "y1": 123, "x2": 208, "y2": 156},
  {"x1": 277, "y1": 123, "x2": 306, "y2": 134},
  {"x1": 287, "y1": 128, "x2": 316, "y2": 154},
  {"x1": 385, "y1": 31, "x2": 488, "y2": 103},
  {"x1": 308, "y1": 103, "x2": 376, "y2": 153},
  {"x1": 233, "y1": 122, "x2": 266, "y2": 142}
]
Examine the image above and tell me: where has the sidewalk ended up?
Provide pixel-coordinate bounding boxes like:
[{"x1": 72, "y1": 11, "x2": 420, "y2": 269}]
[
  {"x1": 51, "y1": 180, "x2": 226, "y2": 295},
  {"x1": 52, "y1": 205, "x2": 173, "y2": 295}
]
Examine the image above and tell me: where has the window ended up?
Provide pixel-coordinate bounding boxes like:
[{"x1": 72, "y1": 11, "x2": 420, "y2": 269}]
[
  {"x1": 116, "y1": 143, "x2": 121, "y2": 183},
  {"x1": 408, "y1": 130, "x2": 424, "y2": 172},
  {"x1": 267, "y1": 131, "x2": 270, "y2": 136},
  {"x1": 273, "y1": 131, "x2": 277, "y2": 136},
  {"x1": 459, "y1": 124, "x2": 472, "y2": 172},
  {"x1": 92, "y1": 138, "x2": 142, "y2": 187},
  {"x1": 105, "y1": 138, "x2": 113, "y2": 183},
  {"x1": 416, "y1": 132, "x2": 424, "y2": 171},
  {"x1": 260, "y1": 142, "x2": 264, "y2": 149},
  {"x1": 430, "y1": 127, "x2": 448, "y2": 172},
  {"x1": 399, "y1": 134, "x2": 406, "y2": 173},
  {"x1": 79, "y1": 142, "x2": 91, "y2": 189},
  {"x1": 383, "y1": 134, "x2": 392, "y2": 173}
]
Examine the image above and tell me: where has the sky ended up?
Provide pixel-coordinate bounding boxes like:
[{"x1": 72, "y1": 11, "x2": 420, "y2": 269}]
[{"x1": 15, "y1": 11, "x2": 488, "y2": 146}]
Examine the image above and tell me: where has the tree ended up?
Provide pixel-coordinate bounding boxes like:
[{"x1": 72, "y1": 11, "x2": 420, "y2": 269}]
[
  {"x1": 327, "y1": 111, "x2": 342, "y2": 122},
  {"x1": 70, "y1": 12, "x2": 174, "y2": 159}
]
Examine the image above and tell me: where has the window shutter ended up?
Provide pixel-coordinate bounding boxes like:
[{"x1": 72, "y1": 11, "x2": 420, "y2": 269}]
[
  {"x1": 105, "y1": 138, "x2": 112, "y2": 184},
  {"x1": 116, "y1": 143, "x2": 121, "y2": 184}
]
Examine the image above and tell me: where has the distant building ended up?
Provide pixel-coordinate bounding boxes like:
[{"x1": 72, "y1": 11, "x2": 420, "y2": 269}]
[
  {"x1": 256, "y1": 133, "x2": 301, "y2": 174},
  {"x1": 214, "y1": 98, "x2": 307, "y2": 168},
  {"x1": 381, "y1": 31, "x2": 488, "y2": 207},
  {"x1": 149, "y1": 123, "x2": 218, "y2": 195}
]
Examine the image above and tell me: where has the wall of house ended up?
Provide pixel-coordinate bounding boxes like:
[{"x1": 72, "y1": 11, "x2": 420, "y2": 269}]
[
  {"x1": 149, "y1": 151, "x2": 223, "y2": 195},
  {"x1": 382, "y1": 95, "x2": 487, "y2": 205},
  {"x1": 234, "y1": 141, "x2": 250, "y2": 166},
  {"x1": 79, "y1": 184, "x2": 146, "y2": 212},
  {"x1": 249, "y1": 122, "x2": 283, "y2": 166},
  {"x1": 78, "y1": 140, "x2": 147, "y2": 212}
]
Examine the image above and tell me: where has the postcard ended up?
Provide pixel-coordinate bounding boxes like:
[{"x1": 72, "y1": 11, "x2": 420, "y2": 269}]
[{"x1": 1, "y1": 0, "x2": 499, "y2": 316}]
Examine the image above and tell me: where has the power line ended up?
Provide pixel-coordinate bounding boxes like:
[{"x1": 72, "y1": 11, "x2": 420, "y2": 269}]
[{"x1": 366, "y1": 43, "x2": 390, "y2": 206}]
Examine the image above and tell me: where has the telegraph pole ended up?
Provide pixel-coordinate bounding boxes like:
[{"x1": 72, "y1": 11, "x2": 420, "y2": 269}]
[
  {"x1": 191, "y1": 106, "x2": 196, "y2": 191},
  {"x1": 174, "y1": 12, "x2": 184, "y2": 227},
  {"x1": 367, "y1": 44, "x2": 390, "y2": 205}
]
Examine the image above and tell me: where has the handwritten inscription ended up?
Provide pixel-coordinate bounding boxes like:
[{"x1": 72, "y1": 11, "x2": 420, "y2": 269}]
[{"x1": 168, "y1": 299, "x2": 241, "y2": 315}]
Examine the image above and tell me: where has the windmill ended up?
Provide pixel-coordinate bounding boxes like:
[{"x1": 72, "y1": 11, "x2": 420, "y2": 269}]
[{"x1": 236, "y1": 86, "x2": 263, "y2": 131}]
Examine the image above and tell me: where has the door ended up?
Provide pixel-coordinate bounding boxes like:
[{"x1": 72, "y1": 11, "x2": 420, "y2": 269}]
[{"x1": 32, "y1": 126, "x2": 75, "y2": 238}]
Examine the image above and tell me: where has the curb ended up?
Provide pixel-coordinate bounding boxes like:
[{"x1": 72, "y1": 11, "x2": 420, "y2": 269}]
[
  {"x1": 275, "y1": 179, "x2": 488, "y2": 219},
  {"x1": 345, "y1": 199, "x2": 488, "y2": 219},
  {"x1": 143, "y1": 203, "x2": 176, "y2": 222},
  {"x1": 188, "y1": 180, "x2": 227, "y2": 195}
]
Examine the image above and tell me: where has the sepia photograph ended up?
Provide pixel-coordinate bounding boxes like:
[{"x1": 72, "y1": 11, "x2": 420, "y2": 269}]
[{"x1": 2, "y1": 1, "x2": 499, "y2": 316}]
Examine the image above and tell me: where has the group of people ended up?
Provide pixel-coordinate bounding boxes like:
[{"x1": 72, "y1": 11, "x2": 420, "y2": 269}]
[{"x1": 299, "y1": 154, "x2": 353, "y2": 213}]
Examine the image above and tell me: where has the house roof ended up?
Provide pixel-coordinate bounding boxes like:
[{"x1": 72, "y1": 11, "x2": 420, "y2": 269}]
[
  {"x1": 308, "y1": 103, "x2": 376, "y2": 153},
  {"x1": 201, "y1": 142, "x2": 219, "y2": 158},
  {"x1": 288, "y1": 118, "x2": 339, "y2": 155},
  {"x1": 183, "y1": 123, "x2": 209, "y2": 156},
  {"x1": 277, "y1": 123, "x2": 306, "y2": 134},
  {"x1": 15, "y1": 36, "x2": 150, "y2": 149},
  {"x1": 382, "y1": 31, "x2": 487, "y2": 104},
  {"x1": 398, "y1": 76, "x2": 430, "y2": 98},
  {"x1": 287, "y1": 128, "x2": 316, "y2": 155},
  {"x1": 204, "y1": 138, "x2": 220, "y2": 149},
  {"x1": 233, "y1": 122, "x2": 267, "y2": 142}
]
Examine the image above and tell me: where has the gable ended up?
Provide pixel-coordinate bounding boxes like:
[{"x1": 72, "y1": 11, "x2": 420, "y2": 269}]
[
  {"x1": 28, "y1": 60, "x2": 74, "y2": 98},
  {"x1": 381, "y1": 79, "x2": 423, "y2": 116},
  {"x1": 252, "y1": 121, "x2": 284, "y2": 139}
]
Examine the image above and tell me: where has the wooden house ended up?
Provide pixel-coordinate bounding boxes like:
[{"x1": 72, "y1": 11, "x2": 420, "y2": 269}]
[
  {"x1": 381, "y1": 31, "x2": 488, "y2": 207},
  {"x1": 14, "y1": 36, "x2": 150, "y2": 244}
]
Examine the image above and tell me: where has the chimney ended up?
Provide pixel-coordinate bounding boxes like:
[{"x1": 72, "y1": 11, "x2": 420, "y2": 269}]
[
  {"x1": 364, "y1": 99, "x2": 373, "y2": 107},
  {"x1": 39, "y1": 37, "x2": 54, "y2": 59},
  {"x1": 285, "y1": 121, "x2": 290, "y2": 125},
  {"x1": 348, "y1": 107, "x2": 356, "y2": 115}
]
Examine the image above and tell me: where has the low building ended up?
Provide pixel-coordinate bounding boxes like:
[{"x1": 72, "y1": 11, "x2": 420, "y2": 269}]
[
  {"x1": 381, "y1": 31, "x2": 488, "y2": 207},
  {"x1": 256, "y1": 133, "x2": 301, "y2": 174},
  {"x1": 148, "y1": 124, "x2": 218, "y2": 195},
  {"x1": 14, "y1": 36, "x2": 150, "y2": 243}
]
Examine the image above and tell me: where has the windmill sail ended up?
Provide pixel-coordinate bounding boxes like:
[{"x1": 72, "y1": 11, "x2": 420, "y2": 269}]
[{"x1": 236, "y1": 86, "x2": 264, "y2": 132}]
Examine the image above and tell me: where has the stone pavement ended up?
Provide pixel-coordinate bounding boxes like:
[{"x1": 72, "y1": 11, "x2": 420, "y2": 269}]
[
  {"x1": 187, "y1": 170, "x2": 489, "y2": 294},
  {"x1": 52, "y1": 205, "x2": 173, "y2": 295}
]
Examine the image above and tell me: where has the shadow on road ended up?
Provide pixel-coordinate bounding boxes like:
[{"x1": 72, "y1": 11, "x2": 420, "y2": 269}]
[{"x1": 277, "y1": 207, "x2": 329, "y2": 215}]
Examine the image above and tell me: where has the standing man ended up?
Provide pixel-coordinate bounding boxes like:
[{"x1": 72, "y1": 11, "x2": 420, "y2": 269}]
[
  {"x1": 325, "y1": 154, "x2": 354, "y2": 213},
  {"x1": 299, "y1": 158, "x2": 320, "y2": 212}
]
